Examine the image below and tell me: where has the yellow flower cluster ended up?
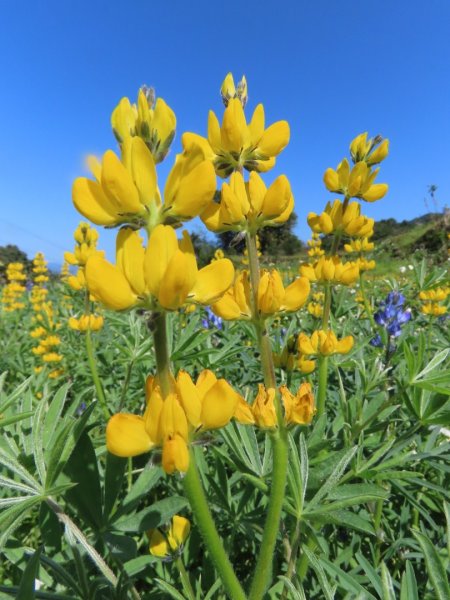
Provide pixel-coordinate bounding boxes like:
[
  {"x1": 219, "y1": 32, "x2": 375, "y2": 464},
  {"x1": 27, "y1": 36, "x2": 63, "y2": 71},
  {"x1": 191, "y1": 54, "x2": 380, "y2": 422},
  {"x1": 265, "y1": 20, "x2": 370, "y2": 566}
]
[
  {"x1": 64, "y1": 222, "x2": 105, "y2": 333},
  {"x1": 419, "y1": 286, "x2": 449, "y2": 316},
  {"x1": 307, "y1": 233, "x2": 325, "y2": 258},
  {"x1": 212, "y1": 269, "x2": 310, "y2": 320},
  {"x1": 307, "y1": 291, "x2": 325, "y2": 318},
  {"x1": 87, "y1": 226, "x2": 234, "y2": 312},
  {"x1": 300, "y1": 256, "x2": 359, "y2": 285},
  {"x1": 107, "y1": 370, "x2": 243, "y2": 474},
  {"x1": 234, "y1": 383, "x2": 316, "y2": 428},
  {"x1": 32, "y1": 252, "x2": 49, "y2": 284},
  {"x1": 111, "y1": 86, "x2": 176, "y2": 163},
  {"x1": 1, "y1": 262, "x2": 27, "y2": 311},
  {"x1": 307, "y1": 200, "x2": 374, "y2": 237},
  {"x1": 32, "y1": 334, "x2": 63, "y2": 378},
  {"x1": 298, "y1": 330, "x2": 354, "y2": 357},
  {"x1": 184, "y1": 73, "x2": 290, "y2": 178}
]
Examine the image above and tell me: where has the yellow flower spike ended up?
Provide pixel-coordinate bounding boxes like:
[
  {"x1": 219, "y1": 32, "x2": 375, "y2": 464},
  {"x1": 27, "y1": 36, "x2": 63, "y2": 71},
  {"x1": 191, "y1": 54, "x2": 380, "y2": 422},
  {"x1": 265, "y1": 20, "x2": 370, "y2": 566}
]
[
  {"x1": 281, "y1": 383, "x2": 316, "y2": 425},
  {"x1": 200, "y1": 379, "x2": 241, "y2": 429},
  {"x1": 106, "y1": 414, "x2": 154, "y2": 457},
  {"x1": 162, "y1": 434, "x2": 190, "y2": 474},
  {"x1": 85, "y1": 254, "x2": 137, "y2": 311},
  {"x1": 252, "y1": 384, "x2": 277, "y2": 428}
]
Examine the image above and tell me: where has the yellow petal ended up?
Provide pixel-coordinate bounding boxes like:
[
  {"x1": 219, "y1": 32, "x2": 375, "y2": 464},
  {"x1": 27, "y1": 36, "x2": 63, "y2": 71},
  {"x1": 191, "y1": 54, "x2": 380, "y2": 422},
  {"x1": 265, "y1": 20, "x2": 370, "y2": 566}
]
[
  {"x1": 323, "y1": 168, "x2": 340, "y2": 192},
  {"x1": 128, "y1": 137, "x2": 157, "y2": 206},
  {"x1": 195, "y1": 370, "x2": 217, "y2": 397},
  {"x1": 261, "y1": 175, "x2": 291, "y2": 218},
  {"x1": 362, "y1": 183, "x2": 388, "y2": 202},
  {"x1": 249, "y1": 104, "x2": 265, "y2": 145},
  {"x1": 234, "y1": 397, "x2": 255, "y2": 424},
  {"x1": 336, "y1": 335, "x2": 354, "y2": 354},
  {"x1": 106, "y1": 414, "x2": 153, "y2": 457},
  {"x1": 72, "y1": 178, "x2": 117, "y2": 226},
  {"x1": 116, "y1": 228, "x2": 146, "y2": 296},
  {"x1": 111, "y1": 97, "x2": 137, "y2": 142},
  {"x1": 169, "y1": 515, "x2": 190, "y2": 548},
  {"x1": 101, "y1": 150, "x2": 141, "y2": 214},
  {"x1": 162, "y1": 435, "x2": 190, "y2": 474},
  {"x1": 144, "y1": 225, "x2": 179, "y2": 298},
  {"x1": 201, "y1": 379, "x2": 240, "y2": 429},
  {"x1": 221, "y1": 98, "x2": 248, "y2": 152},
  {"x1": 149, "y1": 529, "x2": 169, "y2": 557},
  {"x1": 208, "y1": 110, "x2": 222, "y2": 153},
  {"x1": 248, "y1": 171, "x2": 267, "y2": 215},
  {"x1": 85, "y1": 254, "x2": 136, "y2": 310},
  {"x1": 282, "y1": 277, "x2": 310, "y2": 311},
  {"x1": 144, "y1": 386, "x2": 164, "y2": 445},
  {"x1": 189, "y1": 259, "x2": 234, "y2": 304},
  {"x1": 201, "y1": 202, "x2": 223, "y2": 232},
  {"x1": 211, "y1": 295, "x2": 243, "y2": 320},
  {"x1": 160, "y1": 394, "x2": 188, "y2": 440},
  {"x1": 168, "y1": 160, "x2": 217, "y2": 218},
  {"x1": 257, "y1": 121, "x2": 290, "y2": 156},
  {"x1": 258, "y1": 270, "x2": 284, "y2": 315},
  {"x1": 152, "y1": 97, "x2": 176, "y2": 144},
  {"x1": 158, "y1": 250, "x2": 197, "y2": 310},
  {"x1": 177, "y1": 371, "x2": 202, "y2": 428}
]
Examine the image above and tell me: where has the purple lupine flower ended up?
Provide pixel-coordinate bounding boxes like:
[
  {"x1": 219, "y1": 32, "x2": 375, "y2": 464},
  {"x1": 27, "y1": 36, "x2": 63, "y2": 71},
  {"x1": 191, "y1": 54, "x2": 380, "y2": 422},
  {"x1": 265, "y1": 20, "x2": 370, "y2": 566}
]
[{"x1": 371, "y1": 290, "x2": 412, "y2": 348}]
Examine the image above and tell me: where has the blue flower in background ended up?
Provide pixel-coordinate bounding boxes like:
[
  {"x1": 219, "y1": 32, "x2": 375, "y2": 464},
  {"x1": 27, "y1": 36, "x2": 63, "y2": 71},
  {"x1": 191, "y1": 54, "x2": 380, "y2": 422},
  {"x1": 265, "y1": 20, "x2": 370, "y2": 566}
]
[
  {"x1": 202, "y1": 307, "x2": 223, "y2": 330},
  {"x1": 371, "y1": 291, "x2": 411, "y2": 348}
]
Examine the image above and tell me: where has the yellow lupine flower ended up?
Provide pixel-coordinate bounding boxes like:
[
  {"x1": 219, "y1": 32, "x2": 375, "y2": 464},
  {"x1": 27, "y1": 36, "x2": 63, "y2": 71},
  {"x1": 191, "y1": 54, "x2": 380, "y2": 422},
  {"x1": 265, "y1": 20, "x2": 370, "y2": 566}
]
[
  {"x1": 183, "y1": 95, "x2": 289, "y2": 177},
  {"x1": 252, "y1": 385, "x2": 278, "y2": 428},
  {"x1": 73, "y1": 137, "x2": 216, "y2": 228},
  {"x1": 298, "y1": 330, "x2": 354, "y2": 357},
  {"x1": 85, "y1": 225, "x2": 234, "y2": 312},
  {"x1": 212, "y1": 269, "x2": 309, "y2": 320},
  {"x1": 297, "y1": 354, "x2": 316, "y2": 374},
  {"x1": 111, "y1": 87, "x2": 176, "y2": 163},
  {"x1": 148, "y1": 516, "x2": 190, "y2": 558},
  {"x1": 68, "y1": 269, "x2": 86, "y2": 291},
  {"x1": 106, "y1": 370, "x2": 242, "y2": 474},
  {"x1": 323, "y1": 158, "x2": 388, "y2": 202},
  {"x1": 300, "y1": 256, "x2": 359, "y2": 285},
  {"x1": 349, "y1": 133, "x2": 389, "y2": 166},
  {"x1": 220, "y1": 72, "x2": 248, "y2": 108},
  {"x1": 307, "y1": 301, "x2": 323, "y2": 318},
  {"x1": 308, "y1": 200, "x2": 374, "y2": 237},
  {"x1": 355, "y1": 257, "x2": 376, "y2": 271},
  {"x1": 280, "y1": 383, "x2": 316, "y2": 425},
  {"x1": 201, "y1": 170, "x2": 294, "y2": 233},
  {"x1": 42, "y1": 352, "x2": 63, "y2": 363},
  {"x1": 421, "y1": 303, "x2": 446, "y2": 316},
  {"x1": 68, "y1": 314, "x2": 104, "y2": 331},
  {"x1": 344, "y1": 238, "x2": 375, "y2": 253},
  {"x1": 419, "y1": 287, "x2": 448, "y2": 302}
]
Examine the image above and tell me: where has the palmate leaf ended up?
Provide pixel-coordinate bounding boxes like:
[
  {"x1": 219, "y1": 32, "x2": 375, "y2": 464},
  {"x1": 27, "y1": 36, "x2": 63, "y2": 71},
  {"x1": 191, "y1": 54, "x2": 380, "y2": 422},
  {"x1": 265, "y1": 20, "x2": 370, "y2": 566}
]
[
  {"x1": 306, "y1": 446, "x2": 357, "y2": 510},
  {"x1": 412, "y1": 529, "x2": 450, "y2": 600}
]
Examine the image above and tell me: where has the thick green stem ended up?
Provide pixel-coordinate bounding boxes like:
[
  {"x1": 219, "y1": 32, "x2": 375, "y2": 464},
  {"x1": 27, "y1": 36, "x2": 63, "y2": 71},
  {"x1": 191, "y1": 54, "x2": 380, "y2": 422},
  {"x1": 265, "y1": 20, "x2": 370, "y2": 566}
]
[
  {"x1": 175, "y1": 557, "x2": 196, "y2": 600},
  {"x1": 249, "y1": 433, "x2": 289, "y2": 600},
  {"x1": 245, "y1": 231, "x2": 289, "y2": 599},
  {"x1": 150, "y1": 311, "x2": 173, "y2": 397},
  {"x1": 316, "y1": 356, "x2": 329, "y2": 419},
  {"x1": 85, "y1": 329, "x2": 109, "y2": 420},
  {"x1": 182, "y1": 455, "x2": 247, "y2": 600}
]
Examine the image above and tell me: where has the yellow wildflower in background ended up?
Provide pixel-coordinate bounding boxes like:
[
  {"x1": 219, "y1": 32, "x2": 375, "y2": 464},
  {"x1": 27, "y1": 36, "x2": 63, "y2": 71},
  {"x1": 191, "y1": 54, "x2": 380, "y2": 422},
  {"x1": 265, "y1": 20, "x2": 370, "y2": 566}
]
[
  {"x1": 298, "y1": 330, "x2": 354, "y2": 357},
  {"x1": 148, "y1": 516, "x2": 190, "y2": 558}
]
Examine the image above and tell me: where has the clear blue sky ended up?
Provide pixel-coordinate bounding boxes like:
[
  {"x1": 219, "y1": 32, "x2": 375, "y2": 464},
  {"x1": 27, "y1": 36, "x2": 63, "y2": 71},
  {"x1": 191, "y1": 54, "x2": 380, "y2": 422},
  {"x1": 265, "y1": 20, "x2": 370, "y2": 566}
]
[{"x1": 1, "y1": 0, "x2": 449, "y2": 264}]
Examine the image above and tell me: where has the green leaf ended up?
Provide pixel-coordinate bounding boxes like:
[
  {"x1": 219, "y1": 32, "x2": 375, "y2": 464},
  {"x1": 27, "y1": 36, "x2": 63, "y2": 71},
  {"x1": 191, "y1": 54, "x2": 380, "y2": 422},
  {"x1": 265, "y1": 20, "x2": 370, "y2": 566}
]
[
  {"x1": 412, "y1": 349, "x2": 449, "y2": 382},
  {"x1": 123, "y1": 555, "x2": 156, "y2": 578},
  {"x1": 155, "y1": 578, "x2": 186, "y2": 600},
  {"x1": 104, "y1": 532, "x2": 137, "y2": 562},
  {"x1": 380, "y1": 562, "x2": 396, "y2": 600},
  {"x1": 0, "y1": 411, "x2": 35, "y2": 428},
  {"x1": 114, "y1": 496, "x2": 188, "y2": 532},
  {"x1": 63, "y1": 431, "x2": 103, "y2": 529},
  {"x1": 103, "y1": 453, "x2": 127, "y2": 519},
  {"x1": 302, "y1": 546, "x2": 335, "y2": 600},
  {"x1": 39, "y1": 502, "x2": 62, "y2": 553},
  {"x1": 16, "y1": 546, "x2": 42, "y2": 600},
  {"x1": 114, "y1": 465, "x2": 162, "y2": 519},
  {"x1": 355, "y1": 552, "x2": 382, "y2": 596},
  {"x1": 412, "y1": 529, "x2": 450, "y2": 600},
  {"x1": 400, "y1": 562, "x2": 419, "y2": 600},
  {"x1": 43, "y1": 384, "x2": 70, "y2": 449},
  {"x1": 307, "y1": 447, "x2": 357, "y2": 510}
]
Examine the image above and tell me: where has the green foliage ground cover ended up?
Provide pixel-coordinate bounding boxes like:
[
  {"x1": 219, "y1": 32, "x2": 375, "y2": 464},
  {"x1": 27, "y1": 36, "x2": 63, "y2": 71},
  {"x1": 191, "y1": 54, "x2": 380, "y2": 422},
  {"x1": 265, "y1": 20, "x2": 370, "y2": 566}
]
[{"x1": 0, "y1": 256, "x2": 449, "y2": 599}]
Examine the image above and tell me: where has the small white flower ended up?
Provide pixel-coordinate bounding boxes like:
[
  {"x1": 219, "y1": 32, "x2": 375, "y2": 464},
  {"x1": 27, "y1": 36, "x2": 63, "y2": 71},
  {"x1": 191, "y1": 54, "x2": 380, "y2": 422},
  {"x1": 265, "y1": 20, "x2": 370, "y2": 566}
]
[
  {"x1": 399, "y1": 266, "x2": 406, "y2": 273},
  {"x1": 408, "y1": 264, "x2": 414, "y2": 270}
]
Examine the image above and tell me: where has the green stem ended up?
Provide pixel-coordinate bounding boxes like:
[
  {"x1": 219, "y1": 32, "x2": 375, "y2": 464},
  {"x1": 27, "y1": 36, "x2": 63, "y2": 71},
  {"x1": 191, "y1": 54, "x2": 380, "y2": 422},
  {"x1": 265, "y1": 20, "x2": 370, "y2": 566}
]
[
  {"x1": 150, "y1": 311, "x2": 173, "y2": 397},
  {"x1": 249, "y1": 433, "x2": 289, "y2": 600},
  {"x1": 85, "y1": 329, "x2": 109, "y2": 420},
  {"x1": 316, "y1": 356, "x2": 329, "y2": 420},
  {"x1": 182, "y1": 454, "x2": 247, "y2": 600},
  {"x1": 245, "y1": 231, "x2": 290, "y2": 599},
  {"x1": 280, "y1": 520, "x2": 302, "y2": 600},
  {"x1": 373, "y1": 498, "x2": 384, "y2": 566},
  {"x1": 359, "y1": 272, "x2": 376, "y2": 329},
  {"x1": 175, "y1": 557, "x2": 196, "y2": 600}
]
